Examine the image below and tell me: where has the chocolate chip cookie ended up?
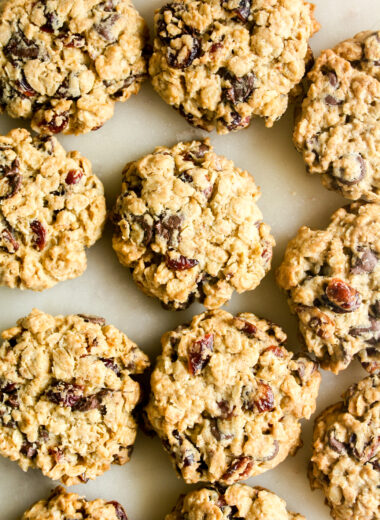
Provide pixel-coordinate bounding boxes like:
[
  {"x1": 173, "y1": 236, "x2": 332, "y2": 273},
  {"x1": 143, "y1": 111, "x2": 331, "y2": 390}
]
[
  {"x1": 166, "y1": 485, "x2": 305, "y2": 520},
  {"x1": 0, "y1": 0, "x2": 148, "y2": 135},
  {"x1": 145, "y1": 309, "x2": 320, "y2": 484},
  {"x1": 0, "y1": 128, "x2": 106, "y2": 291},
  {"x1": 149, "y1": 0, "x2": 319, "y2": 134},
  {"x1": 21, "y1": 486, "x2": 128, "y2": 520},
  {"x1": 0, "y1": 309, "x2": 149, "y2": 485},
  {"x1": 277, "y1": 203, "x2": 380, "y2": 374},
  {"x1": 309, "y1": 375, "x2": 379, "y2": 520},
  {"x1": 112, "y1": 139, "x2": 274, "y2": 310},
  {"x1": 294, "y1": 31, "x2": 380, "y2": 202}
]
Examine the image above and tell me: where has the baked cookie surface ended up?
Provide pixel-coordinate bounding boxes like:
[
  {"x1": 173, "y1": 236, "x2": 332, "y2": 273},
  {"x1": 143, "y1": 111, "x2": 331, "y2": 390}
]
[
  {"x1": 21, "y1": 486, "x2": 128, "y2": 520},
  {"x1": 150, "y1": 0, "x2": 319, "y2": 134},
  {"x1": 0, "y1": 0, "x2": 148, "y2": 135},
  {"x1": 0, "y1": 128, "x2": 106, "y2": 291},
  {"x1": 0, "y1": 309, "x2": 149, "y2": 485},
  {"x1": 112, "y1": 139, "x2": 274, "y2": 310},
  {"x1": 145, "y1": 309, "x2": 320, "y2": 484},
  {"x1": 309, "y1": 375, "x2": 379, "y2": 520},
  {"x1": 276, "y1": 203, "x2": 380, "y2": 374},
  {"x1": 166, "y1": 484, "x2": 305, "y2": 520},
  {"x1": 294, "y1": 31, "x2": 380, "y2": 202}
]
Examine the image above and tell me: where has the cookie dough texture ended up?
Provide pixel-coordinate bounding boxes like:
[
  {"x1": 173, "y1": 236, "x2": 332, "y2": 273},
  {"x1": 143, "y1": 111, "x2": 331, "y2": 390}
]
[
  {"x1": 166, "y1": 485, "x2": 305, "y2": 520},
  {"x1": 0, "y1": 309, "x2": 149, "y2": 485},
  {"x1": 112, "y1": 139, "x2": 274, "y2": 310},
  {"x1": 21, "y1": 486, "x2": 128, "y2": 520},
  {"x1": 146, "y1": 309, "x2": 320, "y2": 484},
  {"x1": 294, "y1": 31, "x2": 380, "y2": 202},
  {"x1": 309, "y1": 375, "x2": 379, "y2": 520},
  {"x1": 0, "y1": 0, "x2": 148, "y2": 135},
  {"x1": 0, "y1": 128, "x2": 106, "y2": 291},
  {"x1": 150, "y1": 0, "x2": 319, "y2": 134},
  {"x1": 277, "y1": 203, "x2": 380, "y2": 374}
]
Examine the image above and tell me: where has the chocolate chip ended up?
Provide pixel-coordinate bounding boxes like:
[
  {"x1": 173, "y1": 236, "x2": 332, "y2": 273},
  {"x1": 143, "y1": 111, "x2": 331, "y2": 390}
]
[
  {"x1": 59, "y1": 34, "x2": 86, "y2": 48},
  {"x1": 331, "y1": 154, "x2": 366, "y2": 186},
  {"x1": 325, "y1": 95, "x2": 343, "y2": 106},
  {"x1": 217, "y1": 400, "x2": 235, "y2": 419},
  {"x1": 178, "y1": 171, "x2": 193, "y2": 183},
  {"x1": 72, "y1": 389, "x2": 110, "y2": 412},
  {"x1": 95, "y1": 14, "x2": 121, "y2": 41},
  {"x1": 167, "y1": 37, "x2": 201, "y2": 69},
  {"x1": 328, "y1": 429, "x2": 346, "y2": 454},
  {"x1": 188, "y1": 333, "x2": 214, "y2": 375},
  {"x1": 370, "y1": 301, "x2": 380, "y2": 318},
  {"x1": 322, "y1": 67, "x2": 339, "y2": 87},
  {"x1": 156, "y1": 214, "x2": 182, "y2": 244},
  {"x1": 183, "y1": 143, "x2": 210, "y2": 163},
  {"x1": 46, "y1": 381, "x2": 84, "y2": 407},
  {"x1": 77, "y1": 314, "x2": 106, "y2": 326},
  {"x1": 324, "y1": 278, "x2": 361, "y2": 313},
  {"x1": 101, "y1": 358, "x2": 120, "y2": 375},
  {"x1": 30, "y1": 220, "x2": 46, "y2": 251},
  {"x1": 221, "y1": 456, "x2": 253, "y2": 482},
  {"x1": 107, "y1": 502, "x2": 128, "y2": 520},
  {"x1": 260, "y1": 440, "x2": 279, "y2": 461},
  {"x1": 1, "y1": 228, "x2": 19, "y2": 254},
  {"x1": 20, "y1": 441, "x2": 38, "y2": 459},
  {"x1": 166, "y1": 254, "x2": 198, "y2": 270},
  {"x1": 221, "y1": 69, "x2": 256, "y2": 104},
  {"x1": 15, "y1": 74, "x2": 37, "y2": 98},
  {"x1": 4, "y1": 33, "x2": 41, "y2": 61},
  {"x1": 351, "y1": 249, "x2": 378, "y2": 274}
]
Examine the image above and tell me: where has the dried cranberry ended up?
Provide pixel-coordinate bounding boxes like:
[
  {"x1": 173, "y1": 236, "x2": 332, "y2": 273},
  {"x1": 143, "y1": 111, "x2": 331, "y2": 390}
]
[
  {"x1": 101, "y1": 358, "x2": 120, "y2": 375},
  {"x1": 183, "y1": 143, "x2": 210, "y2": 162},
  {"x1": 221, "y1": 456, "x2": 253, "y2": 482},
  {"x1": 166, "y1": 255, "x2": 198, "y2": 270},
  {"x1": 15, "y1": 74, "x2": 36, "y2": 97},
  {"x1": 41, "y1": 12, "x2": 61, "y2": 33},
  {"x1": 264, "y1": 346, "x2": 285, "y2": 357},
  {"x1": 217, "y1": 400, "x2": 235, "y2": 419},
  {"x1": 0, "y1": 172, "x2": 22, "y2": 200},
  {"x1": 77, "y1": 314, "x2": 106, "y2": 326},
  {"x1": 48, "y1": 446, "x2": 64, "y2": 463},
  {"x1": 179, "y1": 172, "x2": 193, "y2": 183},
  {"x1": 328, "y1": 429, "x2": 346, "y2": 454},
  {"x1": 225, "y1": 111, "x2": 250, "y2": 131},
  {"x1": 188, "y1": 333, "x2": 214, "y2": 375},
  {"x1": 108, "y1": 501, "x2": 128, "y2": 520},
  {"x1": 38, "y1": 111, "x2": 69, "y2": 134},
  {"x1": 234, "y1": 318, "x2": 257, "y2": 338},
  {"x1": 46, "y1": 381, "x2": 83, "y2": 407},
  {"x1": 325, "y1": 279, "x2": 361, "y2": 313},
  {"x1": 30, "y1": 220, "x2": 46, "y2": 251},
  {"x1": 222, "y1": 71, "x2": 256, "y2": 105},
  {"x1": 20, "y1": 441, "x2": 38, "y2": 459},
  {"x1": 254, "y1": 381, "x2": 275, "y2": 412},
  {"x1": 65, "y1": 170, "x2": 83, "y2": 185},
  {"x1": 73, "y1": 389, "x2": 109, "y2": 412},
  {"x1": 60, "y1": 34, "x2": 86, "y2": 48},
  {"x1": 1, "y1": 228, "x2": 19, "y2": 253},
  {"x1": 167, "y1": 37, "x2": 201, "y2": 69},
  {"x1": 95, "y1": 14, "x2": 121, "y2": 41}
]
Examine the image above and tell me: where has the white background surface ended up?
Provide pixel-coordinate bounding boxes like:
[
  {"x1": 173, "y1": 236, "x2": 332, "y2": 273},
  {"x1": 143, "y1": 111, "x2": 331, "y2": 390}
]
[{"x1": 0, "y1": 1, "x2": 379, "y2": 518}]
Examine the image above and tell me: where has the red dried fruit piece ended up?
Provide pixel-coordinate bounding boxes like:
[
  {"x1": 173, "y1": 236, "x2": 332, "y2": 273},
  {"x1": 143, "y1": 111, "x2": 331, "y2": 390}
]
[
  {"x1": 39, "y1": 111, "x2": 69, "y2": 134},
  {"x1": 254, "y1": 381, "x2": 274, "y2": 413},
  {"x1": 308, "y1": 311, "x2": 334, "y2": 339},
  {"x1": 107, "y1": 501, "x2": 128, "y2": 520},
  {"x1": 101, "y1": 358, "x2": 120, "y2": 375},
  {"x1": 264, "y1": 345, "x2": 285, "y2": 357},
  {"x1": 223, "y1": 72, "x2": 256, "y2": 105},
  {"x1": 30, "y1": 220, "x2": 46, "y2": 251},
  {"x1": 234, "y1": 318, "x2": 257, "y2": 338},
  {"x1": 20, "y1": 441, "x2": 38, "y2": 459},
  {"x1": 65, "y1": 169, "x2": 83, "y2": 185},
  {"x1": 73, "y1": 389, "x2": 110, "y2": 412},
  {"x1": 95, "y1": 14, "x2": 121, "y2": 41},
  {"x1": 0, "y1": 173, "x2": 22, "y2": 200},
  {"x1": 166, "y1": 255, "x2": 199, "y2": 271},
  {"x1": 48, "y1": 446, "x2": 64, "y2": 463},
  {"x1": 15, "y1": 75, "x2": 36, "y2": 97},
  {"x1": 221, "y1": 456, "x2": 253, "y2": 482},
  {"x1": 217, "y1": 400, "x2": 235, "y2": 419},
  {"x1": 325, "y1": 278, "x2": 361, "y2": 313},
  {"x1": 46, "y1": 381, "x2": 84, "y2": 407},
  {"x1": 60, "y1": 34, "x2": 86, "y2": 48},
  {"x1": 188, "y1": 333, "x2": 214, "y2": 375},
  {"x1": 167, "y1": 37, "x2": 201, "y2": 69}
]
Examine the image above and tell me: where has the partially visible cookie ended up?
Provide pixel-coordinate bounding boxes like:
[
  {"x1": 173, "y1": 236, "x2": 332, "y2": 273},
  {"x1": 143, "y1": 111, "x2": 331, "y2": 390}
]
[
  {"x1": 0, "y1": 128, "x2": 106, "y2": 291},
  {"x1": 0, "y1": 0, "x2": 148, "y2": 135},
  {"x1": 149, "y1": 0, "x2": 319, "y2": 134},
  {"x1": 309, "y1": 375, "x2": 379, "y2": 520},
  {"x1": 277, "y1": 203, "x2": 380, "y2": 374},
  {"x1": 112, "y1": 139, "x2": 274, "y2": 310},
  {"x1": 166, "y1": 485, "x2": 305, "y2": 520},
  {"x1": 145, "y1": 309, "x2": 320, "y2": 484},
  {"x1": 0, "y1": 309, "x2": 149, "y2": 485},
  {"x1": 294, "y1": 31, "x2": 380, "y2": 202},
  {"x1": 21, "y1": 486, "x2": 128, "y2": 520}
]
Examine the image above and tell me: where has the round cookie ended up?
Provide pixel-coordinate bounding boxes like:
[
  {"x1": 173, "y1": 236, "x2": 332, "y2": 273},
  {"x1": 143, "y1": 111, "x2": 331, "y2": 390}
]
[
  {"x1": 21, "y1": 486, "x2": 128, "y2": 520},
  {"x1": 294, "y1": 31, "x2": 380, "y2": 202},
  {"x1": 276, "y1": 202, "x2": 380, "y2": 374},
  {"x1": 0, "y1": 128, "x2": 106, "y2": 291},
  {"x1": 309, "y1": 375, "x2": 379, "y2": 520},
  {"x1": 0, "y1": 309, "x2": 149, "y2": 485},
  {"x1": 112, "y1": 139, "x2": 274, "y2": 311},
  {"x1": 0, "y1": 0, "x2": 148, "y2": 135},
  {"x1": 149, "y1": 0, "x2": 319, "y2": 134},
  {"x1": 145, "y1": 309, "x2": 320, "y2": 484},
  {"x1": 166, "y1": 485, "x2": 305, "y2": 520}
]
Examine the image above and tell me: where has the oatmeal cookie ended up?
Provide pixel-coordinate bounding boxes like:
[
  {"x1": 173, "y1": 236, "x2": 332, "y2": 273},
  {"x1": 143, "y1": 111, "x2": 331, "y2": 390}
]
[
  {"x1": 112, "y1": 139, "x2": 274, "y2": 310},
  {"x1": 0, "y1": 309, "x2": 149, "y2": 485},
  {"x1": 309, "y1": 375, "x2": 379, "y2": 520},
  {"x1": 0, "y1": 128, "x2": 106, "y2": 291},
  {"x1": 0, "y1": 0, "x2": 148, "y2": 135},
  {"x1": 166, "y1": 484, "x2": 305, "y2": 520},
  {"x1": 145, "y1": 309, "x2": 320, "y2": 484},
  {"x1": 149, "y1": 0, "x2": 319, "y2": 134},
  {"x1": 277, "y1": 203, "x2": 380, "y2": 374},
  {"x1": 294, "y1": 31, "x2": 380, "y2": 202},
  {"x1": 21, "y1": 486, "x2": 128, "y2": 520}
]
